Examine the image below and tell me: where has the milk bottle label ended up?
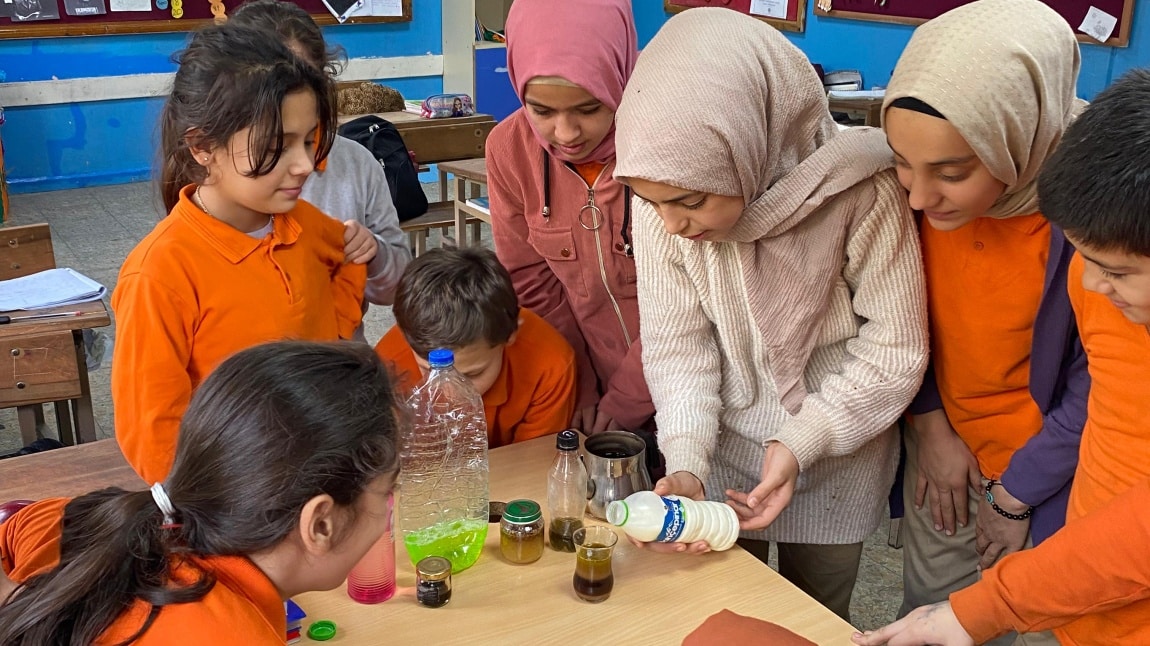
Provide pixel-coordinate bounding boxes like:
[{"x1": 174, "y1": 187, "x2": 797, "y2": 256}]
[{"x1": 654, "y1": 496, "x2": 686, "y2": 542}]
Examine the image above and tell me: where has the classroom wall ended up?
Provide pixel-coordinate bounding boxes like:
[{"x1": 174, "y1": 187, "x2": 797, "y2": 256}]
[
  {"x1": 3, "y1": 0, "x2": 1148, "y2": 194},
  {"x1": 0, "y1": 3, "x2": 444, "y2": 193},
  {"x1": 632, "y1": 2, "x2": 1149, "y2": 101}
]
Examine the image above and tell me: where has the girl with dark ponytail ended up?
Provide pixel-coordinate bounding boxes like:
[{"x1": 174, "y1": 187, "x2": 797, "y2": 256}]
[{"x1": 0, "y1": 340, "x2": 400, "y2": 645}]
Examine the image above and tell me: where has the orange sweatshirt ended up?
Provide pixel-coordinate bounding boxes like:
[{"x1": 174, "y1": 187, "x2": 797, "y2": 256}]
[
  {"x1": 1, "y1": 499, "x2": 285, "y2": 645},
  {"x1": 112, "y1": 186, "x2": 365, "y2": 483},
  {"x1": 922, "y1": 214, "x2": 1050, "y2": 478},
  {"x1": 375, "y1": 308, "x2": 577, "y2": 448},
  {"x1": 950, "y1": 476, "x2": 1150, "y2": 645},
  {"x1": 949, "y1": 253, "x2": 1150, "y2": 644}
]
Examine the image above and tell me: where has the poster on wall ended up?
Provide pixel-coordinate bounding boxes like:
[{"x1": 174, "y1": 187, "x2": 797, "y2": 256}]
[
  {"x1": 0, "y1": 0, "x2": 13, "y2": 17},
  {"x1": 12, "y1": 0, "x2": 61, "y2": 21},
  {"x1": 64, "y1": 0, "x2": 106, "y2": 15}
]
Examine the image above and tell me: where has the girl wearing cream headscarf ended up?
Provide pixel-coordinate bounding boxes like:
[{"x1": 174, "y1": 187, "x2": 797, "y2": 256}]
[
  {"x1": 880, "y1": 2, "x2": 1088, "y2": 639},
  {"x1": 613, "y1": 8, "x2": 928, "y2": 621}
]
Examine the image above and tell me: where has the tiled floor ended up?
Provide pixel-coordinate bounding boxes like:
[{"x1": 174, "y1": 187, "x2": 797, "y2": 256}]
[{"x1": 0, "y1": 181, "x2": 904, "y2": 630}]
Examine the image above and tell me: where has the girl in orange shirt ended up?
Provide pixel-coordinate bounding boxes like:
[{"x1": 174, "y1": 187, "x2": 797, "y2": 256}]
[
  {"x1": 0, "y1": 340, "x2": 400, "y2": 639},
  {"x1": 0, "y1": 340, "x2": 400, "y2": 645},
  {"x1": 112, "y1": 25, "x2": 367, "y2": 483}
]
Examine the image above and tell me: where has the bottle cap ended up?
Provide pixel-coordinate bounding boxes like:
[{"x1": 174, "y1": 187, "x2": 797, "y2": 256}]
[
  {"x1": 427, "y1": 348, "x2": 454, "y2": 368},
  {"x1": 417, "y1": 556, "x2": 452, "y2": 581},
  {"x1": 307, "y1": 620, "x2": 337, "y2": 641},
  {"x1": 502, "y1": 499, "x2": 542, "y2": 524},
  {"x1": 556, "y1": 429, "x2": 579, "y2": 451}
]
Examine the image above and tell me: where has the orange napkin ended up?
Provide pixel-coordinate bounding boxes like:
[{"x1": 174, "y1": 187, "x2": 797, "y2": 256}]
[{"x1": 682, "y1": 609, "x2": 817, "y2": 646}]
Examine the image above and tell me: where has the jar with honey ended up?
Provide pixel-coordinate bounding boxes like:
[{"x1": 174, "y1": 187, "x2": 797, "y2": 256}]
[{"x1": 499, "y1": 499, "x2": 545, "y2": 564}]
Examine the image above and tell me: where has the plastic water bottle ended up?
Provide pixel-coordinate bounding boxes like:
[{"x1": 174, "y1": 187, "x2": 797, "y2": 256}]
[
  {"x1": 605, "y1": 491, "x2": 739, "y2": 551},
  {"x1": 399, "y1": 348, "x2": 490, "y2": 573},
  {"x1": 347, "y1": 493, "x2": 396, "y2": 603},
  {"x1": 547, "y1": 429, "x2": 588, "y2": 552}
]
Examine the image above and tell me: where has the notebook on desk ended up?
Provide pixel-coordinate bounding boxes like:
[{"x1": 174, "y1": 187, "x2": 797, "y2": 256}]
[
  {"x1": 0, "y1": 268, "x2": 106, "y2": 311},
  {"x1": 466, "y1": 196, "x2": 491, "y2": 215}
]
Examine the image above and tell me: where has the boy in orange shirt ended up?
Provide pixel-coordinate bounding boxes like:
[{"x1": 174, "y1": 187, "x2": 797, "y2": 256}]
[
  {"x1": 854, "y1": 68, "x2": 1150, "y2": 646},
  {"x1": 375, "y1": 247, "x2": 577, "y2": 448}
]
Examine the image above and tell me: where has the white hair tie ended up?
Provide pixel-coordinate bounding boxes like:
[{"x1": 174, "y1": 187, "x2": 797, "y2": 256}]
[{"x1": 150, "y1": 483, "x2": 177, "y2": 526}]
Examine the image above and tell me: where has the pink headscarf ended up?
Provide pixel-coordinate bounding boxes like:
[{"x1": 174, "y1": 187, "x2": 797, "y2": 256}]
[{"x1": 505, "y1": 0, "x2": 638, "y2": 163}]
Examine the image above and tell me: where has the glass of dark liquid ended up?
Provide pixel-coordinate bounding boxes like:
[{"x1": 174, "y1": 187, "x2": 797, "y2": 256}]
[{"x1": 572, "y1": 526, "x2": 618, "y2": 603}]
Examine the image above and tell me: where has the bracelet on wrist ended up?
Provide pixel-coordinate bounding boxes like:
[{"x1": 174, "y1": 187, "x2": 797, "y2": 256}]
[{"x1": 984, "y1": 480, "x2": 1034, "y2": 521}]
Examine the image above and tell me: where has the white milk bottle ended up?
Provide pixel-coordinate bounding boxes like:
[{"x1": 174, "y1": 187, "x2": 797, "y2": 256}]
[{"x1": 605, "y1": 490, "x2": 739, "y2": 551}]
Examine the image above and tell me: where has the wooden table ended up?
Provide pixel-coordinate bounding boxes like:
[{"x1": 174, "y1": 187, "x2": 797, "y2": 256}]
[
  {"x1": 0, "y1": 300, "x2": 110, "y2": 446},
  {"x1": 435, "y1": 157, "x2": 490, "y2": 249},
  {"x1": 826, "y1": 96, "x2": 883, "y2": 127},
  {"x1": 0, "y1": 437, "x2": 857, "y2": 645}
]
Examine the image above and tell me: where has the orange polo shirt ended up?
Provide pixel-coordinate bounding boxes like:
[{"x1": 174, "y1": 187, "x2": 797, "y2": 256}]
[
  {"x1": 922, "y1": 213, "x2": 1050, "y2": 478},
  {"x1": 375, "y1": 308, "x2": 577, "y2": 448},
  {"x1": 112, "y1": 185, "x2": 366, "y2": 484},
  {"x1": 1, "y1": 499, "x2": 285, "y2": 645},
  {"x1": 948, "y1": 253, "x2": 1150, "y2": 645},
  {"x1": 950, "y1": 476, "x2": 1150, "y2": 645}
]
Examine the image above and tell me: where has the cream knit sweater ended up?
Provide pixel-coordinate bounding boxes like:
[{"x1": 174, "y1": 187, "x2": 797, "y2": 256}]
[{"x1": 634, "y1": 170, "x2": 928, "y2": 544}]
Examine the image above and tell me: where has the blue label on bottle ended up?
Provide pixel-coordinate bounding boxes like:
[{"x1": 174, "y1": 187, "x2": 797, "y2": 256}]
[{"x1": 654, "y1": 496, "x2": 686, "y2": 542}]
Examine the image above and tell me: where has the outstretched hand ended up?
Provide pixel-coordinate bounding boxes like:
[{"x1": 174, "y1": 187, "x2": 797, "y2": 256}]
[
  {"x1": 725, "y1": 441, "x2": 799, "y2": 531},
  {"x1": 851, "y1": 602, "x2": 974, "y2": 646}
]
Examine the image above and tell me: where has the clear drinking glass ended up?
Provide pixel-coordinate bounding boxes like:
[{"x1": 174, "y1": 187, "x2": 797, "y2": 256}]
[
  {"x1": 347, "y1": 493, "x2": 396, "y2": 604},
  {"x1": 572, "y1": 526, "x2": 618, "y2": 603}
]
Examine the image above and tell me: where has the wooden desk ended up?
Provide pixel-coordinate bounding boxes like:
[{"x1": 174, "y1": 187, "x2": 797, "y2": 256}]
[
  {"x1": 0, "y1": 437, "x2": 856, "y2": 645},
  {"x1": 435, "y1": 158, "x2": 490, "y2": 248},
  {"x1": 0, "y1": 300, "x2": 110, "y2": 445},
  {"x1": 826, "y1": 96, "x2": 883, "y2": 127}
]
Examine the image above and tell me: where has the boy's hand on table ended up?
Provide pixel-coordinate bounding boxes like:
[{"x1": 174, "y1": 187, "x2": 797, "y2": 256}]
[
  {"x1": 343, "y1": 220, "x2": 378, "y2": 264},
  {"x1": 626, "y1": 471, "x2": 712, "y2": 555},
  {"x1": 726, "y1": 441, "x2": 798, "y2": 531},
  {"x1": 851, "y1": 601, "x2": 974, "y2": 646},
  {"x1": 913, "y1": 409, "x2": 983, "y2": 536}
]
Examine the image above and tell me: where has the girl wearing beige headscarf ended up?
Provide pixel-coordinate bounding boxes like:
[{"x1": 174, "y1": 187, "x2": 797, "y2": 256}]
[
  {"x1": 613, "y1": 8, "x2": 928, "y2": 620},
  {"x1": 880, "y1": 2, "x2": 1088, "y2": 640}
]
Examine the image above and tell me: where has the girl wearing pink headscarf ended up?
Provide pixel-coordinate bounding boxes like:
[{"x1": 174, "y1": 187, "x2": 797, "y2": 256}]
[{"x1": 485, "y1": 0, "x2": 653, "y2": 437}]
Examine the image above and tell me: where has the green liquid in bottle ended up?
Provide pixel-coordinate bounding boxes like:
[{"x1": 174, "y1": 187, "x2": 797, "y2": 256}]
[{"x1": 403, "y1": 519, "x2": 489, "y2": 573}]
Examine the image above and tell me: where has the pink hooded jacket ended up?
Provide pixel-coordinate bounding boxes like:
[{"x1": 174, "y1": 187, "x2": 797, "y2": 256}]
[{"x1": 485, "y1": 0, "x2": 652, "y2": 429}]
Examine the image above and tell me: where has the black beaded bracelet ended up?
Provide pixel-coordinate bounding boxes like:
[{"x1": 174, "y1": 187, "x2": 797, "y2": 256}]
[{"x1": 984, "y1": 480, "x2": 1034, "y2": 521}]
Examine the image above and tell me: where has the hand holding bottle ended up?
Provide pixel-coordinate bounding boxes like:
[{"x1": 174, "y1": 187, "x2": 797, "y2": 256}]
[
  {"x1": 726, "y1": 441, "x2": 799, "y2": 531},
  {"x1": 625, "y1": 471, "x2": 712, "y2": 554}
]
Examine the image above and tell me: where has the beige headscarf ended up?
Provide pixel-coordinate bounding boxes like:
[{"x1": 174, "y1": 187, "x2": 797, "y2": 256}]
[
  {"x1": 882, "y1": 0, "x2": 1084, "y2": 218},
  {"x1": 615, "y1": 8, "x2": 895, "y2": 414}
]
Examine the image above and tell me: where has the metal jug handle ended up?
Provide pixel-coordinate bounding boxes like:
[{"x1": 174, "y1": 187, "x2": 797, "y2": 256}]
[{"x1": 580, "y1": 453, "x2": 595, "y2": 501}]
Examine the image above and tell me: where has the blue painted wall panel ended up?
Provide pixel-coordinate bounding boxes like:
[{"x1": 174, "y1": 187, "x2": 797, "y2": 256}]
[
  {"x1": 0, "y1": 0, "x2": 444, "y2": 193},
  {"x1": 475, "y1": 45, "x2": 517, "y2": 121}
]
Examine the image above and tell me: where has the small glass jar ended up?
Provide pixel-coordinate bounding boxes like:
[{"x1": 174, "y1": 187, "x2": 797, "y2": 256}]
[
  {"x1": 415, "y1": 556, "x2": 452, "y2": 608},
  {"x1": 500, "y1": 499, "x2": 545, "y2": 564}
]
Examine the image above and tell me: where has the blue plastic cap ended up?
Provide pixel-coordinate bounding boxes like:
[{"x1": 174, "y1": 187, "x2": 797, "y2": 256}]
[{"x1": 428, "y1": 348, "x2": 454, "y2": 368}]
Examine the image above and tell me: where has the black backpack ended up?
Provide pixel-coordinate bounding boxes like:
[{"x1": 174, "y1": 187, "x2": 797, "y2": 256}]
[{"x1": 337, "y1": 115, "x2": 429, "y2": 222}]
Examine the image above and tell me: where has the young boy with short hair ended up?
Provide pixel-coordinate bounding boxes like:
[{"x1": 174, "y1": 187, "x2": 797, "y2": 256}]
[
  {"x1": 854, "y1": 67, "x2": 1150, "y2": 646},
  {"x1": 375, "y1": 247, "x2": 577, "y2": 448}
]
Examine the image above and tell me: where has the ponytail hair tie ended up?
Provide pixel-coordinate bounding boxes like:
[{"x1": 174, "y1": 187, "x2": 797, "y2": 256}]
[{"x1": 150, "y1": 483, "x2": 178, "y2": 527}]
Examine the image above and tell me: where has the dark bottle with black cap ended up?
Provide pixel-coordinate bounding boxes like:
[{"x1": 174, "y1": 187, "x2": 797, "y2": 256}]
[{"x1": 547, "y1": 429, "x2": 589, "y2": 552}]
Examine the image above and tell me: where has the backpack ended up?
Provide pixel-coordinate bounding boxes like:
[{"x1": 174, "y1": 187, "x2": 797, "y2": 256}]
[{"x1": 337, "y1": 115, "x2": 429, "y2": 222}]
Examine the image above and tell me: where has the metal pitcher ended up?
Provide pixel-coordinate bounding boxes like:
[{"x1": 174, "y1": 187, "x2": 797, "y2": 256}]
[{"x1": 582, "y1": 431, "x2": 653, "y2": 519}]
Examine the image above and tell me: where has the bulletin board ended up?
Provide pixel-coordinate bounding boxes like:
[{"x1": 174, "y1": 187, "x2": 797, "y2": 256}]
[
  {"x1": 665, "y1": 0, "x2": 808, "y2": 33},
  {"x1": 813, "y1": 0, "x2": 1135, "y2": 46},
  {"x1": 0, "y1": 0, "x2": 411, "y2": 39}
]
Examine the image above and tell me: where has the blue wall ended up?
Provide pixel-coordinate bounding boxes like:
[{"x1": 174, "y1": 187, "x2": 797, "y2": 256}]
[
  {"x1": 4, "y1": 0, "x2": 1149, "y2": 193},
  {"x1": 0, "y1": 1, "x2": 443, "y2": 193},
  {"x1": 633, "y1": 3, "x2": 1149, "y2": 100}
]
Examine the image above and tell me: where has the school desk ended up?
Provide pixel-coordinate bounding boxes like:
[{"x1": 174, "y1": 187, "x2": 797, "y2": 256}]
[
  {"x1": 1, "y1": 223, "x2": 110, "y2": 447},
  {"x1": 0, "y1": 436, "x2": 857, "y2": 645},
  {"x1": 826, "y1": 96, "x2": 883, "y2": 127},
  {"x1": 433, "y1": 157, "x2": 490, "y2": 251}
]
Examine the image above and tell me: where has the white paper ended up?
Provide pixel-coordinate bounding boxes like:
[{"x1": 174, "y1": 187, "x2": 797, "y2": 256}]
[
  {"x1": 108, "y1": 0, "x2": 149, "y2": 11},
  {"x1": 370, "y1": 0, "x2": 401, "y2": 17},
  {"x1": 0, "y1": 268, "x2": 106, "y2": 311},
  {"x1": 827, "y1": 89, "x2": 886, "y2": 100},
  {"x1": 749, "y1": 0, "x2": 787, "y2": 19},
  {"x1": 1079, "y1": 6, "x2": 1118, "y2": 42}
]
